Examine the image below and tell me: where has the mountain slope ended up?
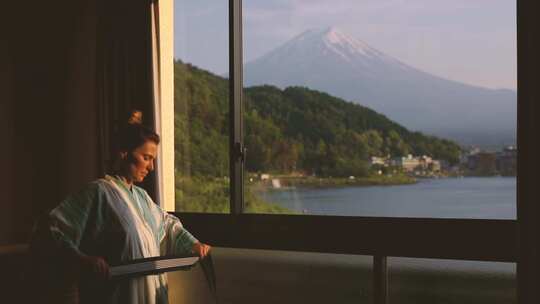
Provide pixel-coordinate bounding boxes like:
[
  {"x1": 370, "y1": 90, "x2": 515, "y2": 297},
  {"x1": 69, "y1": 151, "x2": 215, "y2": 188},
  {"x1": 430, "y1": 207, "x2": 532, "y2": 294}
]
[
  {"x1": 174, "y1": 60, "x2": 461, "y2": 177},
  {"x1": 244, "y1": 27, "x2": 517, "y2": 146}
]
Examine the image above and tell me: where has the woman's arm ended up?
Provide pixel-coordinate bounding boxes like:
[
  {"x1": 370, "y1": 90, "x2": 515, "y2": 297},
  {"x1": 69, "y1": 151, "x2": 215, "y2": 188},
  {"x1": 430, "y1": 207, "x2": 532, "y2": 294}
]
[
  {"x1": 161, "y1": 212, "x2": 204, "y2": 255},
  {"x1": 140, "y1": 189, "x2": 211, "y2": 257},
  {"x1": 47, "y1": 182, "x2": 110, "y2": 279}
]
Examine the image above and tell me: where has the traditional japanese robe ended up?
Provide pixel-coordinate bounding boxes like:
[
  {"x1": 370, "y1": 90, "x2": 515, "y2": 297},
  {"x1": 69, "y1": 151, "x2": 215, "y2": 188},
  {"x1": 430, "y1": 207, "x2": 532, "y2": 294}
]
[{"x1": 48, "y1": 175, "x2": 198, "y2": 304}]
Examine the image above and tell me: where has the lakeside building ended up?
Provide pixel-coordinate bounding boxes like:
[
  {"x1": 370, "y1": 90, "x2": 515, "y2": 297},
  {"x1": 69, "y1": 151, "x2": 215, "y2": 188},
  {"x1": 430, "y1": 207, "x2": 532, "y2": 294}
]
[
  {"x1": 389, "y1": 154, "x2": 441, "y2": 173},
  {"x1": 466, "y1": 146, "x2": 517, "y2": 175},
  {"x1": 497, "y1": 146, "x2": 518, "y2": 175},
  {"x1": 394, "y1": 155, "x2": 422, "y2": 172},
  {"x1": 429, "y1": 160, "x2": 442, "y2": 172},
  {"x1": 467, "y1": 152, "x2": 497, "y2": 173},
  {"x1": 418, "y1": 156, "x2": 441, "y2": 171},
  {"x1": 370, "y1": 154, "x2": 443, "y2": 173},
  {"x1": 370, "y1": 156, "x2": 388, "y2": 166}
]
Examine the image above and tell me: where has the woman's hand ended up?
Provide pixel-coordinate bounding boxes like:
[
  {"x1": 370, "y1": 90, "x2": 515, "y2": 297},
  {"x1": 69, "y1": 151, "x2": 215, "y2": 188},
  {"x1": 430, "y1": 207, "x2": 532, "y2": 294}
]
[
  {"x1": 79, "y1": 255, "x2": 111, "y2": 281},
  {"x1": 191, "y1": 242, "x2": 211, "y2": 258}
]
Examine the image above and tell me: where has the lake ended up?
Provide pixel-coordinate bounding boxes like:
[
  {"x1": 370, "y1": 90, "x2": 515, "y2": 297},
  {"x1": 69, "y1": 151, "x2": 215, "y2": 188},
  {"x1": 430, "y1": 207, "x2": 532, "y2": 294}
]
[{"x1": 257, "y1": 176, "x2": 516, "y2": 219}]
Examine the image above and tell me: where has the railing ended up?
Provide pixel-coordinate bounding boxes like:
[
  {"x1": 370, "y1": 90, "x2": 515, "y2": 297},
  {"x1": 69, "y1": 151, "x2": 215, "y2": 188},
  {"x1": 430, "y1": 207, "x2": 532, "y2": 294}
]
[
  {"x1": 0, "y1": 215, "x2": 516, "y2": 304},
  {"x1": 176, "y1": 213, "x2": 517, "y2": 304}
]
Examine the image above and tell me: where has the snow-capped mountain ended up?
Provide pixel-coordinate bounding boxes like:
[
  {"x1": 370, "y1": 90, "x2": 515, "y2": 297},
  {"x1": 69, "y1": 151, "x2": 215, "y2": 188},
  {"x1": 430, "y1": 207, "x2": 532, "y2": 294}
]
[{"x1": 244, "y1": 27, "x2": 517, "y2": 146}]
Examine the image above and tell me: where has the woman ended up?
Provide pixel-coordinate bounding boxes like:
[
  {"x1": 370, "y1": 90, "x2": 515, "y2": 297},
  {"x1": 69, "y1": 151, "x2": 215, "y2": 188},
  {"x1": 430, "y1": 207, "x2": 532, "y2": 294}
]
[{"x1": 46, "y1": 112, "x2": 210, "y2": 304}]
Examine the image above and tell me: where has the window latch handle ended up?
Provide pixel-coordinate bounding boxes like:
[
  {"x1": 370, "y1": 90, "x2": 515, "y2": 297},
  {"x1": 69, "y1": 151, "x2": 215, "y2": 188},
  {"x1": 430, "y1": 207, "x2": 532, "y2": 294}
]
[{"x1": 234, "y1": 142, "x2": 246, "y2": 162}]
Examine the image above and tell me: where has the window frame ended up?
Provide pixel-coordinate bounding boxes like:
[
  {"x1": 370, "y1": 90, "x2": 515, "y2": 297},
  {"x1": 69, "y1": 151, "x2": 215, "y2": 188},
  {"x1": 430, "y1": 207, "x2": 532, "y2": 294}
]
[
  {"x1": 158, "y1": 0, "x2": 540, "y2": 302},
  {"x1": 163, "y1": 0, "x2": 517, "y2": 260}
]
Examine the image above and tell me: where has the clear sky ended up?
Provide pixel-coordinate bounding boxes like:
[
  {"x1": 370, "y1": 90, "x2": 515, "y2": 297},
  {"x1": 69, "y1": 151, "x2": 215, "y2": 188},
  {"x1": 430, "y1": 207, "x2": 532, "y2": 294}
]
[{"x1": 174, "y1": 0, "x2": 517, "y2": 90}]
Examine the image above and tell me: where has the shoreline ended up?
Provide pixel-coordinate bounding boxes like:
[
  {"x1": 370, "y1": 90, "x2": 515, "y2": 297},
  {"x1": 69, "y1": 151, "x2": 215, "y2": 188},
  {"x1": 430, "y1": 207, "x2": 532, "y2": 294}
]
[
  {"x1": 249, "y1": 174, "x2": 517, "y2": 192},
  {"x1": 250, "y1": 174, "x2": 417, "y2": 190}
]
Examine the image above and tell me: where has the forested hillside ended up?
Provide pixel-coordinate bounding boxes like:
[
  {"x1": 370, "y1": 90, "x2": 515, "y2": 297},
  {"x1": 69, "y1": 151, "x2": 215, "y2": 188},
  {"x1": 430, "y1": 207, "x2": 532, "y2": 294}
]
[{"x1": 174, "y1": 60, "x2": 461, "y2": 179}]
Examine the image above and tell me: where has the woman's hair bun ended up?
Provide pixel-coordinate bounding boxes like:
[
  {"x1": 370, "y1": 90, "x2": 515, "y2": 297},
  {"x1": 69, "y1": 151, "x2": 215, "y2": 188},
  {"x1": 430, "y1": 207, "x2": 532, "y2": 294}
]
[
  {"x1": 112, "y1": 109, "x2": 160, "y2": 156},
  {"x1": 127, "y1": 109, "x2": 143, "y2": 125}
]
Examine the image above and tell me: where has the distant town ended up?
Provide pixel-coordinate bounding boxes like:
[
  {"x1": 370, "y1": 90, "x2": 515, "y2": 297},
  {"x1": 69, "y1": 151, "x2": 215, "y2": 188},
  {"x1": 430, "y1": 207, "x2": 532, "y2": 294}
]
[
  {"x1": 248, "y1": 145, "x2": 517, "y2": 191},
  {"x1": 369, "y1": 146, "x2": 517, "y2": 177}
]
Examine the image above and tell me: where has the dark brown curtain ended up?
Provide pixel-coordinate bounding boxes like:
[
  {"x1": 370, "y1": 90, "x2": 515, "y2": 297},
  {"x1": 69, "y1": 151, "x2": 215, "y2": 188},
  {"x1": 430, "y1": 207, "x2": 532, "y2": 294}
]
[
  {"x1": 7, "y1": 0, "x2": 101, "y2": 227},
  {"x1": 96, "y1": 0, "x2": 158, "y2": 200}
]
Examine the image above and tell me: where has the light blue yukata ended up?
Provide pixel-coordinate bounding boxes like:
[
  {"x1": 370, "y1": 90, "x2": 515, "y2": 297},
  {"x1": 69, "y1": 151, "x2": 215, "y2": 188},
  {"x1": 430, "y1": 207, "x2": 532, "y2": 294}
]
[{"x1": 48, "y1": 175, "x2": 198, "y2": 304}]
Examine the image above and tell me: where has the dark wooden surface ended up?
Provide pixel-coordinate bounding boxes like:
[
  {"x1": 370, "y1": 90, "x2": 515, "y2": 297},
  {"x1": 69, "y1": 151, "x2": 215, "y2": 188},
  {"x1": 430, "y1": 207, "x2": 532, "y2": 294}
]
[
  {"x1": 517, "y1": 1, "x2": 540, "y2": 303},
  {"x1": 176, "y1": 213, "x2": 517, "y2": 262}
]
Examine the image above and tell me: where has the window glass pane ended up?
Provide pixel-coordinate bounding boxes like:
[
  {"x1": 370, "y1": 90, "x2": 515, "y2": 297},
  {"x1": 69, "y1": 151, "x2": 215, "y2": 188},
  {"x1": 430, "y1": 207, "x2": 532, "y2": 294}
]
[
  {"x1": 243, "y1": 1, "x2": 516, "y2": 218},
  {"x1": 174, "y1": 0, "x2": 229, "y2": 213},
  {"x1": 389, "y1": 257, "x2": 516, "y2": 304}
]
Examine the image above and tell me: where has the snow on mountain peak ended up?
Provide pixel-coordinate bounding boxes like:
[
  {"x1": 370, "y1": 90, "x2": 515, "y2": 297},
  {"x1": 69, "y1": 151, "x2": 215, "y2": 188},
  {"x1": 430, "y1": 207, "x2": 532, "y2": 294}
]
[
  {"x1": 323, "y1": 27, "x2": 349, "y2": 44},
  {"x1": 323, "y1": 27, "x2": 376, "y2": 57},
  {"x1": 292, "y1": 27, "x2": 381, "y2": 61},
  {"x1": 251, "y1": 26, "x2": 404, "y2": 71}
]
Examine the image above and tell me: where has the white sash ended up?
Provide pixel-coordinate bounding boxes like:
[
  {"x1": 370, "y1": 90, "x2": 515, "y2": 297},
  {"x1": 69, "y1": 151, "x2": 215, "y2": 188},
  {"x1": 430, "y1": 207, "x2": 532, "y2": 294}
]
[{"x1": 101, "y1": 176, "x2": 168, "y2": 304}]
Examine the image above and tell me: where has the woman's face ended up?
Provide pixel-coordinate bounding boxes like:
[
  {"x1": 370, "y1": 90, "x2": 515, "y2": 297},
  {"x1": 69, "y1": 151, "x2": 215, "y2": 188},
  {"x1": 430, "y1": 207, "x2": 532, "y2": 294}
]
[{"x1": 122, "y1": 140, "x2": 158, "y2": 183}]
